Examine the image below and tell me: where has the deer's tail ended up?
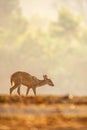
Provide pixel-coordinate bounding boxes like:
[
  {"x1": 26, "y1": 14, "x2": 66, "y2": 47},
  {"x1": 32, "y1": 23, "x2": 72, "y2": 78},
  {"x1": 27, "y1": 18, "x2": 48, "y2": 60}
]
[{"x1": 10, "y1": 78, "x2": 15, "y2": 87}]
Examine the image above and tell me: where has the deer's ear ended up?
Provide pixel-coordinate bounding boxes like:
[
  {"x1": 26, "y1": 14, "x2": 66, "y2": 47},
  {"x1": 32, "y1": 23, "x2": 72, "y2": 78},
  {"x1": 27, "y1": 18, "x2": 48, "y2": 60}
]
[{"x1": 43, "y1": 75, "x2": 48, "y2": 80}]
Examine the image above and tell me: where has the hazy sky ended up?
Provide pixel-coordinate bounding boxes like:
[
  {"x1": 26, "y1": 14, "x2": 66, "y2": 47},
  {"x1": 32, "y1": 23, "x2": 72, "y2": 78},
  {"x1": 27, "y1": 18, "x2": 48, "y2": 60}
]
[
  {"x1": 18, "y1": 0, "x2": 87, "y2": 96},
  {"x1": 20, "y1": 0, "x2": 57, "y2": 20},
  {"x1": 1, "y1": 0, "x2": 87, "y2": 96}
]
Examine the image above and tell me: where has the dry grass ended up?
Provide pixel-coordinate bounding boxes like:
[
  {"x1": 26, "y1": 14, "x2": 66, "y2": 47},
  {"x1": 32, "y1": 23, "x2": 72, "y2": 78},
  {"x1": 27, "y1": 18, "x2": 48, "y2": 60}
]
[
  {"x1": 0, "y1": 95, "x2": 87, "y2": 130},
  {"x1": 0, "y1": 114, "x2": 87, "y2": 130}
]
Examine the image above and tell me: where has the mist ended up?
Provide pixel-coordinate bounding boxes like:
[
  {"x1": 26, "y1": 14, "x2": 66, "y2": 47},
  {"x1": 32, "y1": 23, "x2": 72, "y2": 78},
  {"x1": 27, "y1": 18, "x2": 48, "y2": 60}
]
[{"x1": 0, "y1": 0, "x2": 87, "y2": 96}]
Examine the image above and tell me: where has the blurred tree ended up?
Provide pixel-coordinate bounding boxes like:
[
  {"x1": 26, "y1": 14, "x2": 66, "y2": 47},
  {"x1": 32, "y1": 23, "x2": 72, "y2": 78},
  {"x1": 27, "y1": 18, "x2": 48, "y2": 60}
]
[
  {"x1": 49, "y1": 8, "x2": 82, "y2": 41},
  {"x1": 0, "y1": 0, "x2": 29, "y2": 49},
  {"x1": 0, "y1": 0, "x2": 19, "y2": 28}
]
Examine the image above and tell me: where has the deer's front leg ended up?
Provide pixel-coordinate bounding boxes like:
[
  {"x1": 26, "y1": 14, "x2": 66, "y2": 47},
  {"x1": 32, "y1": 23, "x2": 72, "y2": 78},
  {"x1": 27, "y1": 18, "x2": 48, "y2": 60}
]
[
  {"x1": 32, "y1": 88, "x2": 36, "y2": 96},
  {"x1": 26, "y1": 87, "x2": 30, "y2": 96},
  {"x1": 10, "y1": 84, "x2": 19, "y2": 95},
  {"x1": 17, "y1": 86, "x2": 21, "y2": 96}
]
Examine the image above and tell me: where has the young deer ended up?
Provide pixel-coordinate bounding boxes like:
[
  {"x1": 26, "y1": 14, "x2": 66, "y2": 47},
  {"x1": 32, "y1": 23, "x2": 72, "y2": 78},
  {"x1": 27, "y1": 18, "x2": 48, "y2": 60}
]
[{"x1": 10, "y1": 71, "x2": 54, "y2": 96}]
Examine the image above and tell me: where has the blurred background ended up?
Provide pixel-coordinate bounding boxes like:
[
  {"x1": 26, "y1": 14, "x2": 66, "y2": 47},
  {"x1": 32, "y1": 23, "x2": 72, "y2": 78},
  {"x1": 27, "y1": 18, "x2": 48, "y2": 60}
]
[{"x1": 0, "y1": 0, "x2": 87, "y2": 95}]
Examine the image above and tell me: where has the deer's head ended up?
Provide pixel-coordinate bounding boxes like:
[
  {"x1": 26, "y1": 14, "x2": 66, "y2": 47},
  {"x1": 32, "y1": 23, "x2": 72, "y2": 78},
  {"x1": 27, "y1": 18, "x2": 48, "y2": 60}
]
[{"x1": 43, "y1": 75, "x2": 54, "y2": 87}]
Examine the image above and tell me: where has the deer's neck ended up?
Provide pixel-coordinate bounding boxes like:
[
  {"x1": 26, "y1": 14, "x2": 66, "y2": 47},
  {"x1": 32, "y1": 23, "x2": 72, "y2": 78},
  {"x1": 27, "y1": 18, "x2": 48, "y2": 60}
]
[{"x1": 38, "y1": 79, "x2": 47, "y2": 87}]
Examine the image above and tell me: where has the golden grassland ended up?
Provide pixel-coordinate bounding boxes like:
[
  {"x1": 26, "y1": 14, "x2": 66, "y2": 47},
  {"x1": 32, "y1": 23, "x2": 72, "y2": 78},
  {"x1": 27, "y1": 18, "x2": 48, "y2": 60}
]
[{"x1": 0, "y1": 95, "x2": 87, "y2": 130}]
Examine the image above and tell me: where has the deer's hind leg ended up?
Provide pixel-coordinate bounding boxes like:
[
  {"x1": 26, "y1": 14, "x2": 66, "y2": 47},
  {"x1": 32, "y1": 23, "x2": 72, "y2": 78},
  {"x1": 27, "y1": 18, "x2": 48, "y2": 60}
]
[
  {"x1": 10, "y1": 84, "x2": 20, "y2": 95},
  {"x1": 17, "y1": 86, "x2": 21, "y2": 96}
]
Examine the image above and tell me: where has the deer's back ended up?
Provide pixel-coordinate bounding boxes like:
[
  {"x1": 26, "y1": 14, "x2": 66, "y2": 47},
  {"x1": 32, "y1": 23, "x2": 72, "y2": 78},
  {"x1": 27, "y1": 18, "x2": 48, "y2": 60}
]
[{"x1": 11, "y1": 71, "x2": 38, "y2": 86}]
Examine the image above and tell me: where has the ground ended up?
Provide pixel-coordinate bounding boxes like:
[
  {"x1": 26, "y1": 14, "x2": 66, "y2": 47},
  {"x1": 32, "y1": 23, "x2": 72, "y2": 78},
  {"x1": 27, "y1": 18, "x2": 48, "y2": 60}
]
[{"x1": 0, "y1": 95, "x2": 87, "y2": 130}]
